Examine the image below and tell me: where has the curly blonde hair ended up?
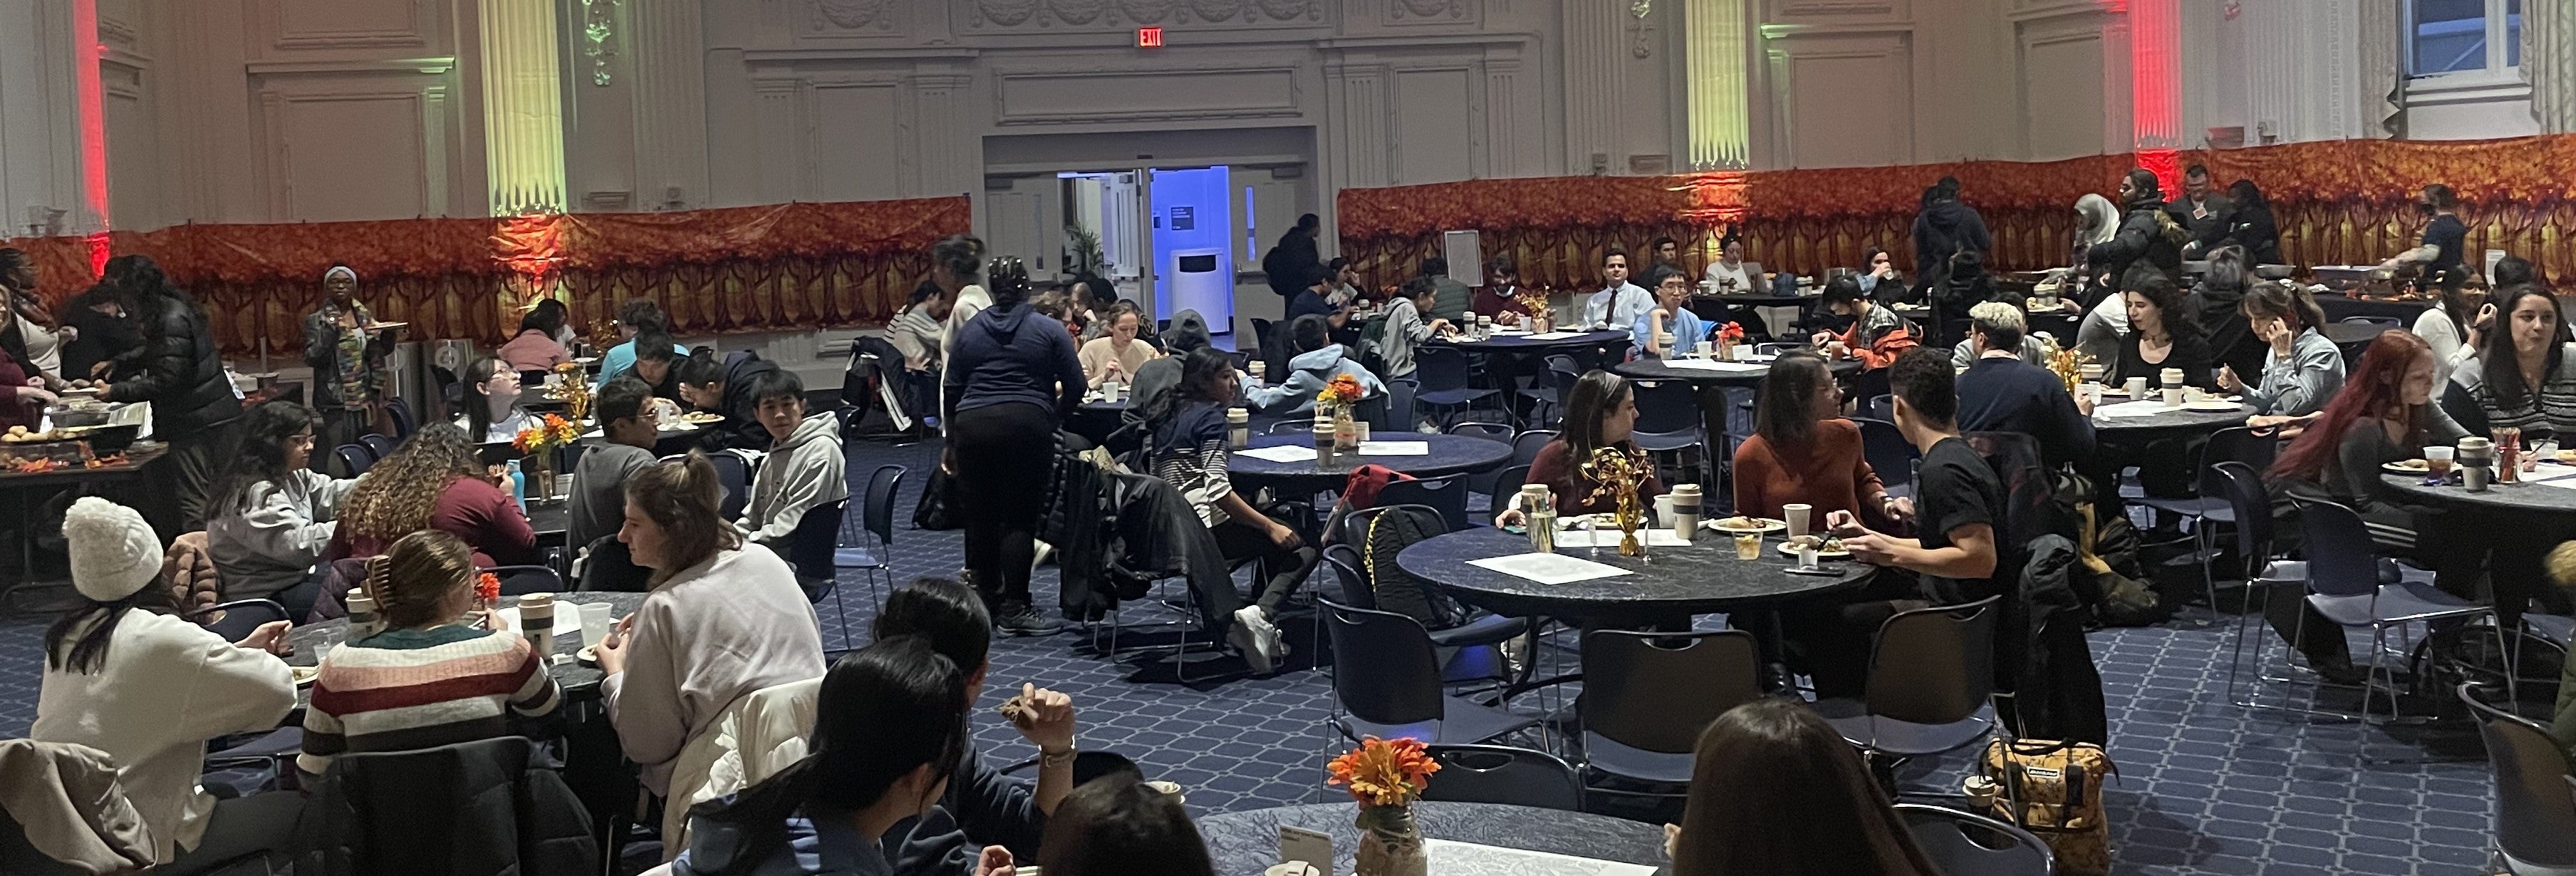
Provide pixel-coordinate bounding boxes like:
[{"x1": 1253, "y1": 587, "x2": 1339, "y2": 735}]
[{"x1": 341, "y1": 423, "x2": 487, "y2": 544}]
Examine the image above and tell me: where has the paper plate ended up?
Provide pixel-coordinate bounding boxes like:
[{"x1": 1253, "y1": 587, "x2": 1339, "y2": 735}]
[
  {"x1": 2382, "y1": 459, "x2": 2431, "y2": 474},
  {"x1": 2184, "y1": 400, "x2": 2243, "y2": 412},
  {"x1": 1705, "y1": 517, "x2": 1786, "y2": 534},
  {"x1": 1777, "y1": 540, "x2": 1852, "y2": 559}
]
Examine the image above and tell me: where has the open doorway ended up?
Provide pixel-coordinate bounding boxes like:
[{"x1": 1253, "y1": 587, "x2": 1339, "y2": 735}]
[{"x1": 1061, "y1": 166, "x2": 1241, "y2": 342}]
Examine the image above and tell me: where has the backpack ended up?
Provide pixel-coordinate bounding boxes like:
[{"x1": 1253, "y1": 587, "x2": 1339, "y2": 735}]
[
  {"x1": 1355, "y1": 315, "x2": 1393, "y2": 376},
  {"x1": 1978, "y1": 738, "x2": 2118, "y2": 876},
  {"x1": 1361, "y1": 506, "x2": 1466, "y2": 629},
  {"x1": 2049, "y1": 467, "x2": 2166, "y2": 626}
]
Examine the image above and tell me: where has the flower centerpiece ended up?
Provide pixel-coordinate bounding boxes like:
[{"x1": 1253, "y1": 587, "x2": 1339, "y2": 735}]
[
  {"x1": 473, "y1": 571, "x2": 502, "y2": 617},
  {"x1": 1316, "y1": 373, "x2": 1367, "y2": 452},
  {"x1": 2043, "y1": 338, "x2": 2092, "y2": 395},
  {"x1": 511, "y1": 413, "x2": 581, "y2": 502},
  {"x1": 1327, "y1": 736, "x2": 1440, "y2": 876},
  {"x1": 1514, "y1": 287, "x2": 1554, "y2": 332},
  {"x1": 1714, "y1": 321, "x2": 1747, "y2": 360},
  {"x1": 1581, "y1": 445, "x2": 1651, "y2": 556},
  {"x1": 551, "y1": 361, "x2": 593, "y2": 421}
]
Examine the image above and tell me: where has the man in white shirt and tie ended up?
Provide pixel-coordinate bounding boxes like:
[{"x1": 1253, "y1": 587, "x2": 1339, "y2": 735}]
[{"x1": 1583, "y1": 248, "x2": 1654, "y2": 330}]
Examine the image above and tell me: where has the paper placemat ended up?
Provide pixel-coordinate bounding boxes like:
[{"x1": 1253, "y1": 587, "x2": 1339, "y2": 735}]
[
  {"x1": 1356, "y1": 440, "x2": 1430, "y2": 456},
  {"x1": 1465, "y1": 552, "x2": 1633, "y2": 585},
  {"x1": 2092, "y1": 399, "x2": 2176, "y2": 418},
  {"x1": 1524, "y1": 331, "x2": 1591, "y2": 340},
  {"x1": 1557, "y1": 527, "x2": 1696, "y2": 547},
  {"x1": 1658, "y1": 359, "x2": 1768, "y2": 372},
  {"x1": 1425, "y1": 839, "x2": 1659, "y2": 876},
  {"x1": 1236, "y1": 445, "x2": 1319, "y2": 463}
]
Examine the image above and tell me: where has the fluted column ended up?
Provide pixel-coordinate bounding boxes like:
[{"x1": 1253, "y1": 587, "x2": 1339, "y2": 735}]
[
  {"x1": 2530, "y1": 0, "x2": 2576, "y2": 133},
  {"x1": 630, "y1": 0, "x2": 710, "y2": 208},
  {"x1": 1682, "y1": 0, "x2": 1747, "y2": 170},
  {"x1": 479, "y1": 0, "x2": 568, "y2": 214},
  {"x1": 1563, "y1": 0, "x2": 1624, "y2": 174}
]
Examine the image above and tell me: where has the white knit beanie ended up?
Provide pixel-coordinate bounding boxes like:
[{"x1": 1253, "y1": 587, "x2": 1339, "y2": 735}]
[{"x1": 63, "y1": 497, "x2": 161, "y2": 602}]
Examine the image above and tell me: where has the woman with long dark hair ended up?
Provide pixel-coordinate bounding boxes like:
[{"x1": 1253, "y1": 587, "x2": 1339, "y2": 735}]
[
  {"x1": 1492, "y1": 370, "x2": 1667, "y2": 528},
  {"x1": 206, "y1": 400, "x2": 347, "y2": 619},
  {"x1": 2411, "y1": 266, "x2": 2491, "y2": 388},
  {"x1": 661, "y1": 637, "x2": 972, "y2": 876},
  {"x1": 2191, "y1": 244, "x2": 2265, "y2": 383},
  {"x1": 597, "y1": 452, "x2": 826, "y2": 840},
  {"x1": 1668, "y1": 698, "x2": 1938, "y2": 876},
  {"x1": 326, "y1": 423, "x2": 539, "y2": 567},
  {"x1": 2448, "y1": 284, "x2": 2576, "y2": 439},
  {"x1": 2224, "y1": 281, "x2": 2344, "y2": 419},
  {"x1": 2107, "y1": 272, "x2": 2216, "y2": 391},
  {"x1": 105, "y1": 254, "x2": 244, "y2": 532},
  {"x1": 1732, "y1": 351, "x2": 1908, "y2": 528},
  {"x1": 0, "y1": 247, "x2": 69, "y2": 382},
  {"x1": 457, "y1": 355, "x2": 528, "y2": 443},
  {"x1": 1144, "y1": 346, "x2": 1314, "y2": 674},
  {"x1": 2226, "y1": 179, "x2": 2281, "y2": 265},
  {"x1": 941, "y1": 256, "x2": 1085, "y2": 637},
  {"x1": 36, "y1": 498, "x2": 298, "y2": 870},
  {"x1": 2266, "y1": 331, "x2": 2468, "y2": 679}
]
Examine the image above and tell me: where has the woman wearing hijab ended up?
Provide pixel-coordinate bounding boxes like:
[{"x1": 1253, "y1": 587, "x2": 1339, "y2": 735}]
[
  {"x1": 2061, "y1": 192, "x2": 2130, "y2": 365},
  {"x1": 302, "y1": 264, "x2": 395, "y2": 453}
]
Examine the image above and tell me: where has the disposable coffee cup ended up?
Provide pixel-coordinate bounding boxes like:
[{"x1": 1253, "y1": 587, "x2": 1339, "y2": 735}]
[
  {"x1": 519, "y1": 593, "x2": 556, "y2": 657},
  {"x1": 579, "y1": 602, "x2": 613, "y2": 648},
  {"x1": 1653, "y1": 494, "x2": 1676, "y2": 523},
  {"x1": 1783, "y1": 503, "x2": 1812, "y2": 540},
  {"x1": 2082, "y1": 383, "x2": 2103, "y2": 406},
  {"x1": 2123, "y1": 377, "x2": 2149, "y2": 398},
  {"x1": 1227, "y1": 408, "x2": 1250, "y2": 450},
  {"x1": 2159, "y1": 368, "x2": 2185, "y2": 388},
  {"x1": 1249, "y1": 361, "x2": 1266, "y2": 382},
  {"x1": 1671, "y1": 485, "x2": 1701, "y2": 541},
  {"x1": 1311, "y1": 423, "x2": 1334, "y2": 451},
  {"x1": 2079, "y1": 364, "x2": 2106, "y2": 382},
  {"x1": 2162, "y1": 386, "x2": 2183, "y2": 407},
  {"x1": 2466, "y1": 464, "x2": 2491, "y2": 492}
]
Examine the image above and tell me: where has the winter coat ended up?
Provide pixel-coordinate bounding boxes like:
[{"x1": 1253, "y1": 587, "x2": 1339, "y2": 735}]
[
  {"x1": 109, "y1": 294, "x2": 242, "y2": 434},
  {"x1": 291, "y1": 736, "x2": 596, "y2": 876}
]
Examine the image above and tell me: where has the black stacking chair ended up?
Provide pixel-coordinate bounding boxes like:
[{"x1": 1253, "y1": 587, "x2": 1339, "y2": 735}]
[
  {"x1": 1421, "y1": 745, "x2": 1584, "y2": 811},
  {"x1": 1577, "y1": 629, "x2": 1760, "y2": 795}
]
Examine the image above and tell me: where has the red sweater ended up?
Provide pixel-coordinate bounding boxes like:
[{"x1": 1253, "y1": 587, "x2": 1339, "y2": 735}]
[
  {"x1": 1730, "y1": 418, "x2": 1891, "y2": 530},
  {"x1": 1525, "y1": 440, "x2": 1668, "y2": 517},
  {"x1": 327, "y1": 476, "x2": 541, "y2": 567}
]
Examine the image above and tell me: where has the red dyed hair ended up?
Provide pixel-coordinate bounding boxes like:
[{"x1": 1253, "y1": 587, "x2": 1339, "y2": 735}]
[{"x1": 2270, "y1": 331, "x2": 2433, "y2": 482}]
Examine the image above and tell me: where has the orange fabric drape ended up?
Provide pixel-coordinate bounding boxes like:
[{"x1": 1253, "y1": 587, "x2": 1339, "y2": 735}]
[
  {"x1": 1337, "y1": 137, "x2": 2576, "y2": 294},
  {"x1": 1, "y1": 197, "x2": 970, "y2": 356}
]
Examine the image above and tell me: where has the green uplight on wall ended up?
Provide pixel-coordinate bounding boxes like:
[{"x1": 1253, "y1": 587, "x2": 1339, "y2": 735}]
[
  {"x1": 480, "y1": 0, "x2": 568, "y2": 215},
  {"x1": 1685, "y1": 0, "x2": 1750, "y2": 170}
]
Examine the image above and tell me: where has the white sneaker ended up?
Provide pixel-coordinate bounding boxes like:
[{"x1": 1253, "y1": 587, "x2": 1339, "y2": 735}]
[{"x1": 1232, "y1": 606, "x2": 1283, "y2": 674}]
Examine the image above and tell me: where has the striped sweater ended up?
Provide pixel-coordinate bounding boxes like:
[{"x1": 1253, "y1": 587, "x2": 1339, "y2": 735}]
[{"x1": 297, "y1": 623, "x2": 562, "y2": 776}]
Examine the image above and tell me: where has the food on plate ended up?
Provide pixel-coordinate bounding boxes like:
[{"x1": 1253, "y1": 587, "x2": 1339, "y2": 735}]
[
  {"x1": 679, "y1": 411, "x2": 724, "y2": 424},
  {"x1": 2, "y1": 427, "x2": 61, "y2": 443},
  {"x1": 1713, "y1": 516, "x2": 1775, "y2": 531},
  {"x1": 2386, "y1": 458, "x2": 2429, "y2": 472},
  {"x1": 84, "y1": 453, "x2": 130, "y2": 470},
  {"x1": 1785, "y1": 534, "x2": 1847, "y2": 553}
]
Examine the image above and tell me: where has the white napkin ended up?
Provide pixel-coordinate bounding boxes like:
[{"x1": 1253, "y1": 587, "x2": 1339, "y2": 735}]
[
  {"x1": 1235, "y1": 445, "x2": 1320, "y2": 463},
  {"x1": 1465, "y1": 552, "x2": 1631, "y2": 585}
]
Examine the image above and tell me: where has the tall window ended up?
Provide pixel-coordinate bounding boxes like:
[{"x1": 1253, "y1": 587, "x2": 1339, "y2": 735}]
[{"x1": 2409, "y1": 0, "x2": 2522, "y2": 77}]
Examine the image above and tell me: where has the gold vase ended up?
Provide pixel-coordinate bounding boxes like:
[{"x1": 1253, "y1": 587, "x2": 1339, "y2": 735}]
[{"x1": 1354, "y1": 803, "x2": 1427, "y2": 876}]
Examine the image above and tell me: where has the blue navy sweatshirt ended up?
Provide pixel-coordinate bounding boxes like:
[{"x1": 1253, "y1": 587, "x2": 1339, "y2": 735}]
[{"x1": 943, "y1": 299, "x2": 1086, "y2": 422}]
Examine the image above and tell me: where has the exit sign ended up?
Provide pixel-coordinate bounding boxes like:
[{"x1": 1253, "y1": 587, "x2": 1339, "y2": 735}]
[{"x1": 1137, "y1": 26, "x2": 1163, "y2": 48}]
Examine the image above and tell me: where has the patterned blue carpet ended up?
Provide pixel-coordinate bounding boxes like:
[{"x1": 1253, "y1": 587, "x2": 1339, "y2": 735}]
[{"x1": 0, "y1": 436, "x2": 2508, "y2": 875}]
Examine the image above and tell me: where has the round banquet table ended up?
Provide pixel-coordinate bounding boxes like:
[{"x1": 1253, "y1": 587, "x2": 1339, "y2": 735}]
[
  {"x1": 1426, "y1": 328, "x2": 1629, "y2": 354},
  {"x1": 1395, "y1": 525, "x2": 1874, "y2": 629},
  {"x1": 2317, "y1": 294, "x2": 2431, "y2": 326},
  {"x1": 1227, "y1": 433, "x2": 1511, "y2": 496},
  {"x1": 2324, "y1": 321, "x2": 2396, "y2": 347},
  {"x1": 2090, "y1": 401, "x2": 2253, "y2": 439},
  {"x1": 287, "y1": 590, "x2": 648, "y2": 707},
  {"x1": 1196, "y1": 802, "x2": 1666, "y2": 876},
  {"x1": 1613, "y1": 353, "x2": 1864, "y2": 387},
  {"x1": 2379, "y1": 468, "x2": 2576, "y2": 517}
]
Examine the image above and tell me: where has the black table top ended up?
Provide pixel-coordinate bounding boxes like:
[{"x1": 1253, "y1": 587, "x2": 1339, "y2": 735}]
[
  {"x1": 0, "y1": 445, "x2": 165, "y2": 488},
  {"x1": 527, "y1": 502, "x2": 568, "y2": 542},
  {"x1": 2317, "y1": 294, "x2": 2431, "y2": 324},
  {"x1": 1611, "y1": 354, "x2": 1862, "y2": 386},
  {"x1": 2091, "y1": 401, "x2": 2253, "y2": 436},
  {"x1": 2325, "y1": 321, "x2": 2397, "y2": 346},
  {"x1": 1197, "y1": 802, "x2": 1665, "y2": 876},
  {"x1": 2381, "y1": 469, "x2": 2576, "y2": 516},
  {"x1": 1229, "y1": 433, "x2": 1511, "y2": 492},
  {"x1": 1396, "y1": 525, "x2": 1874, "y2": 627},
  {"x1": 1428, "y1": 329, "x2": 1628, "y2": 353},
  {"x1": 288, "y1": 590, "x2": 647, "y2": 707},
  {"x1": 1691, "y1": 291, "x2": 1815, "y2": 307}
]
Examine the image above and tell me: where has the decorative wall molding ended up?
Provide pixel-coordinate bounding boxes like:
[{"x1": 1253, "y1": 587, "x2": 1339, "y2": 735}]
[
  {"x1": 244, "y1": 58, "x2": 457, "y2": 76},
  {"x1": 266, "y1": 0, "x2": 436, "y2": 50},
  {"x1": 1769, "y1": 0, "x2": 1897, "y2": 16},
  {"x1": 992, "y1": 66, "x2": 1302, "y2": 125},
  {"x1": 956, "y1": 0, "x2": 1321, "y2": 30},
  {"x1": 254, "y1": 86, "x2": 447, "y2": 220}
]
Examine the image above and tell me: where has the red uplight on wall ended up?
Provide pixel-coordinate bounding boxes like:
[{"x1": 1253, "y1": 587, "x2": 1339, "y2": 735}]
[{"x1": 1137, "y1": 26, "x2": 1163, "y2": 48}]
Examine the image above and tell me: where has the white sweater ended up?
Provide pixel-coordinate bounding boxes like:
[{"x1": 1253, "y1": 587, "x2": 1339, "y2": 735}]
[
  {"x1": 601, "y1": 545, "x2": 826, "y2": 795},
  {"x1": 33, "y1": 610, "x2": 296, "y2": 862}
]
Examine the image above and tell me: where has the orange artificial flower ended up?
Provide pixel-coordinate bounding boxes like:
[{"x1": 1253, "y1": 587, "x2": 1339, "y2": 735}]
[
  {"x1": 1317, "y1": 373, "x2": 1366, "y2": 408},
  {"x1": 1326, "y1": 736, "x2": 1440, "y2": 807},
  {"x1": 474, "y1": 572, "x2": 501, "y2": 603}
]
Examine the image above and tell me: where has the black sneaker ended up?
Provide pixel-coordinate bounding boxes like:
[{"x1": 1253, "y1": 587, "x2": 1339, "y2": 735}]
[{"x1": 993, "y1": 603, "x2": 1064, "y2": 637}]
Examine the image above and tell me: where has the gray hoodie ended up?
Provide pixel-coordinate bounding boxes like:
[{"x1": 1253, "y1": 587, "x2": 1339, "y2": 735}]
[
  {"x1": 737, "y1": 412, "x2": 849, "y2": 548},
  {"x1": 207, "y1": 470, "x2": 353, "y2": 600}
]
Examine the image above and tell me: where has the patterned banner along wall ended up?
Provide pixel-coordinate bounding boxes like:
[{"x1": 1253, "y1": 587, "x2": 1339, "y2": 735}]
[
  {"x1": 0, "y1": 197, "x2": 972, "y2": 356},
  {"x1": 1336, "y1": 136, "x2": 2576, "y2": 294}
]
